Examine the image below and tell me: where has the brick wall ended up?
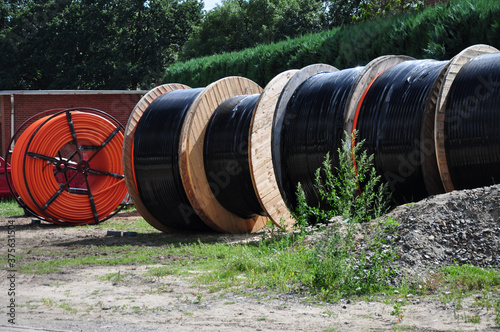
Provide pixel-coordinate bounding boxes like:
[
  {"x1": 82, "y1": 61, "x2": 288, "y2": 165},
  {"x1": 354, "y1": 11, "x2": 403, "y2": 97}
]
[{"x1": 0, "y1": 92, "x2": 144, "y2": 156}]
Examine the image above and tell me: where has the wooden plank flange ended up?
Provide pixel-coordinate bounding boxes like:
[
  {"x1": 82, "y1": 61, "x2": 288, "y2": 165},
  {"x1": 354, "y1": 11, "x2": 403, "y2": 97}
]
[
  {"x1": 272, "y1": 64, "x2": 338, "y2": 206},
  {"x1": 178, "y1": 77, "x2": 266, "y2": 234},
  {"x1": 249, "y1": 70, "x2": 299, "y2": 229},
  {"x1": 435, "y1": 44, "x2": 499, "y2": 192}
]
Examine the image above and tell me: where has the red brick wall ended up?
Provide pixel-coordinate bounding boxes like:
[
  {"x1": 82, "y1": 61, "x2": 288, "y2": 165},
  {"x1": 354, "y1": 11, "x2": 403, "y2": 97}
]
[{"x1": 0, "y1": 93, "x2": 143, "y2": 156}]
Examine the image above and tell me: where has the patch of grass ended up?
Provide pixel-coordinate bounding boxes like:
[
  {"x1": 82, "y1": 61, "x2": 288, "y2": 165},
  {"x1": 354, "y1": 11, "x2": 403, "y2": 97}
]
[
  {"x1": 76, "y1": 216, "x2": 158, "y2": 233},
  {"x1": 494, "y1": 299, "x2": 500, "y2": 327},
  {"x1": 391, "y1": 301, "x2": 406, "y2": 322},
  {"x1": 146, "y1": 266, "x2": 175, "y2": 279},
  {"x1": 17, "y1": 243, "x2": 197, "y2": 273},
  {"x1": 0, "y1": 199, "x2": 24, "y2": 217},
  {"x1": 464, "y1": 313, "x2": 481, "y2": 323},
  {"x1": 41, "y1": 298, "x2": 54, "y2": 307},
  {"x1": 99, "y1": 271, "x2": 125, "y2": 284},
  {"x1": 441, "y1": 264, "x2": 500, "y2": 293},
  {"x1": 58, "y1": 302, "x2": 78, "y2": 313}
]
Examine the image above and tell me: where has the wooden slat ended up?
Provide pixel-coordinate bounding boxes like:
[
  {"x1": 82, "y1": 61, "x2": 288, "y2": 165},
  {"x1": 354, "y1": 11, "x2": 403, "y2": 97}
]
[
  {"x1": 249, "y1": 70, "x2": 301, "y2": 229},
  {"x1": 178, "y1": 77, "x2": 266, "y2": 234},
  {"x1": 434, "y1": 45, "x2": 499, "y2": 192}
]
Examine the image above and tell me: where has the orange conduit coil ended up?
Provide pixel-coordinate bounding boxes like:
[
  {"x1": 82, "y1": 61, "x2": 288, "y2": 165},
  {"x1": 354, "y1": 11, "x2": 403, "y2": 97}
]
[{"x1": 11, "y1": 108, "x2": 127, "y2": 225}]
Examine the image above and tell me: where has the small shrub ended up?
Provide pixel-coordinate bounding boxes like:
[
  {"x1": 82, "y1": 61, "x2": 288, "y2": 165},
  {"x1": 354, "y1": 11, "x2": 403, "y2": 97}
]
[
  {"x1": 292, "y1": 131, "x2": 396, "y2": 300},
  {"x1": 294, "y1": 130, "x2": 390, "y2": 225}
]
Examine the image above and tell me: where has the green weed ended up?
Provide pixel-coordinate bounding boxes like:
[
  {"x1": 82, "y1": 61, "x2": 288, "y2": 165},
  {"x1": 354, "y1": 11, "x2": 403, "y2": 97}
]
[
  {"x1": 391, "y1": 301, "x2": 406, "y2": 322},
  {"x1": 292, "y1": 131, "x2": 396, "y2": 300}
]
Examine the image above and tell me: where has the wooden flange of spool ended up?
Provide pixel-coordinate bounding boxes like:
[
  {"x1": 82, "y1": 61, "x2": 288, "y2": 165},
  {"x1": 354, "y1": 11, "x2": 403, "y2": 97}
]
[
  {"x1": 344, "y1": 55, "x2": 414, "y2": 136},
  {"x1": 178, "y1": 76, "x2": 266, "y2": 234},
  {"x1": 419, "y1": 60, "x2": 451, "y2": 196},
  {"x1": 435, "y1": 44, "x2": 499, "y2": 193},
  {"x1": 249, "y1": 70, "x2": 299, "y2": 229},
  {"x1": 123, "y1": 83, "x2": 191, "y2": 233},
  {"x1": 271, "y1": 64, "x2": 338, "y2": 218}
]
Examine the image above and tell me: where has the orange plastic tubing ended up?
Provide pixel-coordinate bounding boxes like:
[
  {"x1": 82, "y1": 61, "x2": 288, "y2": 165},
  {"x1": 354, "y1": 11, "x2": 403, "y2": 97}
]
[{"x1": 11, "y1": 111, "x2": 127, "y2": 225}]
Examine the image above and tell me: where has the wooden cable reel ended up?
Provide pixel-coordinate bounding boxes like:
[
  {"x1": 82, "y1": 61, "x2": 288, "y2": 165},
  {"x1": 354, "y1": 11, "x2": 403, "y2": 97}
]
[
  {"x1": 434, "y1": 44, "x2": 500, "y2": 192},
  {"x1": 249, "y1": 70, "x2": 299, "y2": 229},
  {"x1": 123, "y1": 84, "x2": 191, "y2": 233},
  {"x1": 179, "y1": 77, "x2": 267, "y2": 233},
  {"x1": 125, "y1": 44, "x2": 500, "y2": 233},
  {"x1": 126, "y1": 78, "x2": 273, "y2": 233}
]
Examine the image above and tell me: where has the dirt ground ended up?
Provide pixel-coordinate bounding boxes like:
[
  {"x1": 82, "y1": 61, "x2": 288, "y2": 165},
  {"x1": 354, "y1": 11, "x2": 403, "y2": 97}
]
[{"x1": 0, "y1": 209, "x2": 499, "y2": 331}]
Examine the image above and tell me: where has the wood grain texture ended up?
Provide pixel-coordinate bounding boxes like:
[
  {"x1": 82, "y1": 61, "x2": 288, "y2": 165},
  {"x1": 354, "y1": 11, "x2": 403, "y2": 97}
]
[
  {"x1": 435, "y1": 45, "x2": 499, "y2": 192},
  {"x1": 249, "y1": 70, "x2": 299, "y2": 229},
  {"x1": 272, "y1": 64, "x2": 338, "y2": 200},
  {"x1": 178, "y1": 77, "x2": 266, "y2": 234}
]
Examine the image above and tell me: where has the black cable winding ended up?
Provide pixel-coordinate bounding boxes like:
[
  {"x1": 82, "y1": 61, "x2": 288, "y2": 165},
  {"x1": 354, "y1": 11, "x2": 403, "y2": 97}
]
[
  {"x1": 355, "y1": 60, "x2": 448, "y2": 202},
  {"x1": 279, "y1": 68, "x2": 363, "y2": 210},
  {"x1": 445, "y1": 53, "x2": 500, "y2": 189},
  {"x1": 134, "y1": 88, "x2": 209, "y2": 231},
  {"x1": 204, "y1": 94, "x2": 265, "y2": 219}
]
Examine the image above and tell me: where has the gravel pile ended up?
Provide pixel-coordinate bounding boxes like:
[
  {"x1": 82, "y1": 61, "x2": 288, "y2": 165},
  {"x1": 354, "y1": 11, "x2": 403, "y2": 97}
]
[{"x1": 385, "y1": 184, "x2": 500, "y2": 274}]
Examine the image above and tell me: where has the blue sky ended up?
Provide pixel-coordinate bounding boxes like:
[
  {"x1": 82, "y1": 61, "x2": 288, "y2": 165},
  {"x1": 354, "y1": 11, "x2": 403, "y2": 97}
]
[{"x1": 204, "y1": 0, "x2": 221, "y2": 11}]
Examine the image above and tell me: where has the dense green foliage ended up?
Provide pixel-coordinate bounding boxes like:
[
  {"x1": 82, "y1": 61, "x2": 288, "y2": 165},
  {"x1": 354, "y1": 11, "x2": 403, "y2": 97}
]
[
  {"x1": 164, "y1": 0, "x2": 500, "y2": 87},
  {"x1": 181, "y1": 0, "x2": 326, "y2": 59},
  {"x1": 294, "y1": 132, "x2": 390, "y2": 226},
  {"x1": 1, "y1": 0, "x2": 423, "y2": 89},
  {"x1": 181, "y1": 0, "x2": 422, "y2": 60},
  {"x1": 1, "y1": 0, "x2": 203, "y2": 89},
  {"x1": 354, "y1": 0, "x2": 424, "y2": 22},
  {"x1": 289, "y1": 132, "x2": 395, "y2": 299}
]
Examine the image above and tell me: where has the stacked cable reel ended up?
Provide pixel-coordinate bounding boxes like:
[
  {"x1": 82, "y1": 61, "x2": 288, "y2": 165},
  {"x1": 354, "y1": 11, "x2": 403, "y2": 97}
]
[
  {"x1": 127, "y1": 44, "x2": 500, "y2": 234},
  {"x1": 7, "y1": 108, "x2": 128, "y2": 225},
  {"x1": 124, "y1": 77, "x2": 277, "y2": 234}
]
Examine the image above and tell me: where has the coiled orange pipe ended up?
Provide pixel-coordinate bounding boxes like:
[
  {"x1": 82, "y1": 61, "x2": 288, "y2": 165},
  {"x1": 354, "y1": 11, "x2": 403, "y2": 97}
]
[{"x1": 11, "y1": 110, "x2": 127, "y2": 225}]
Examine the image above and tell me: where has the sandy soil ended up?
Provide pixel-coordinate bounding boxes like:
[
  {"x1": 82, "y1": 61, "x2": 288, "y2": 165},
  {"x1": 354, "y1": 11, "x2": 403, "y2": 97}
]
[{"x1": 0, "y1": 211, "x2": 499, "y2": 332}]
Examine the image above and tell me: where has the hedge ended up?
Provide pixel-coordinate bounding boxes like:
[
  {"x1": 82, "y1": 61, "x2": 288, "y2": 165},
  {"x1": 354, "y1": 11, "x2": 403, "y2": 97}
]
[{"x1": 163, "y1": 0, "x2": 500, "y2": 88}]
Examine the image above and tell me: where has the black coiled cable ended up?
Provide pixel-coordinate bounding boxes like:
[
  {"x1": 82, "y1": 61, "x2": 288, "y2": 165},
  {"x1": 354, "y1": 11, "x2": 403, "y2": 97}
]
[
  {"x1": 445, "y1": 53, "x2": 500, "y2": 189},
  {"x1": 279, "y1": 68, "x2": 363, "y2": 210},
  {"x1": 134, "y1": 89, "x2": 209, "y2": 230},
  {"x1": 204, "y1": 94, "x2": 265, "y2": 219},
  {"x1": 355, "y1": 60, "x2": 448, "y2": 202}
]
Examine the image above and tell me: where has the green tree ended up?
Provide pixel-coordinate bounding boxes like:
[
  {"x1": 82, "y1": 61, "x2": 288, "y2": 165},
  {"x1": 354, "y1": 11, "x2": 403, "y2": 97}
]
[
  {"x1": 354, "y1": 0, "x2": 423, "y2": 21},
  {"x1": 0, "y1": 0, "x2": 203, "y2": 90},
  {"x1": 273, "y1": 0, "x2": 325, "y2": 37},
  {"x1": 181, "y1": 0, "x2": 326, "y2": 60},
  {"x1": 323, "y1": 0, "x2": 363, "y2": 27}
]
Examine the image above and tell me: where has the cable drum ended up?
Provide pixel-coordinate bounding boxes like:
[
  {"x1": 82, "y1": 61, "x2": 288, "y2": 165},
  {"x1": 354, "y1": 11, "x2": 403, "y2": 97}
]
[
  {"x1": 444, "y1": 53, "x2": 500, "y2": 189},
  {"x1": 133, "y1": 88, "x2": 209, "y2": 231},
  {"x1": 355, "y1": 60, "x2": 448, "y2": 202},
  {"x1": 204, "y1": 94, "x2": 265, "y2": 219},
  {"x1": 11, "y1": 109, "x2": 127, "y2": 225},
  {"x1": 279, "y1": 67, "x2": 363, "y2": 210}
]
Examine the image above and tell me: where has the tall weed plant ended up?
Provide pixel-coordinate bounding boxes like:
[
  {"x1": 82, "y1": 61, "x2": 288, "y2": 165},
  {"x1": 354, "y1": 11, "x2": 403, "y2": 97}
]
[
  {"x1": 291, "y1": 131, "x2": 397, "y2": 300},
  {"x1": 294, "y1": 131, "x2": 390, "y2": 226}
]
